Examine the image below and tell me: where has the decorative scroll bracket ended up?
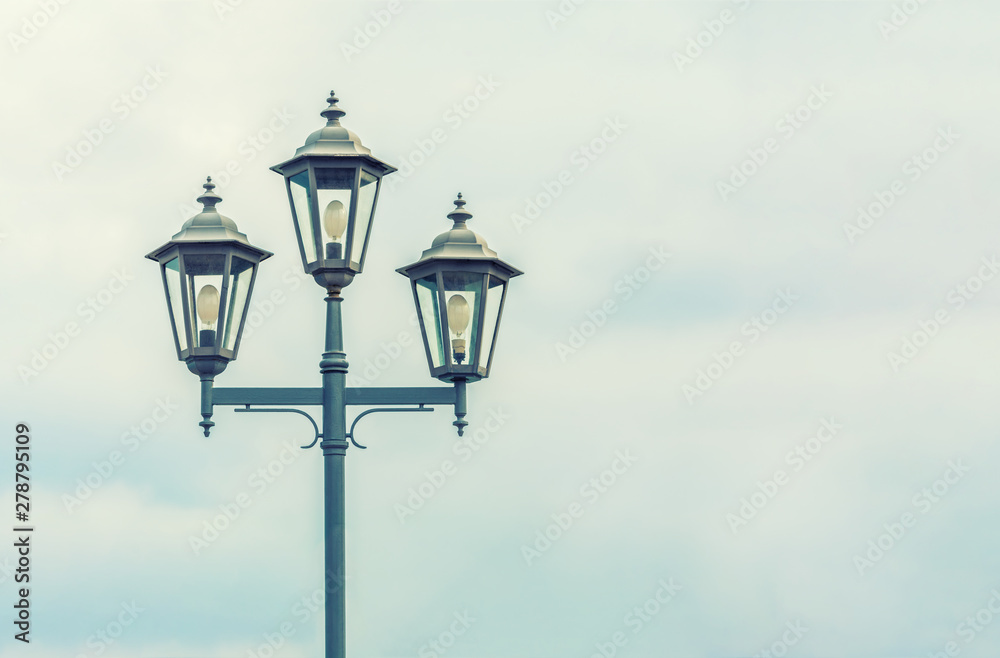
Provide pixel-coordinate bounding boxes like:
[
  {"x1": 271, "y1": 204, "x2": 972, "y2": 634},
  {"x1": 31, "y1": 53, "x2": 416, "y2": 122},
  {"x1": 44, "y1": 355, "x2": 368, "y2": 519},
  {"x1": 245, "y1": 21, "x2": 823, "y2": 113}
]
[
  {"x1": 234, "y1": 406, "x2": 323, "y2": 449},
  {"x1": 346, "y1": 405, "x2": 434, "y2": 449},
  {"x1": 230, "y1": 404, "x2": 436, "y2": 450}
]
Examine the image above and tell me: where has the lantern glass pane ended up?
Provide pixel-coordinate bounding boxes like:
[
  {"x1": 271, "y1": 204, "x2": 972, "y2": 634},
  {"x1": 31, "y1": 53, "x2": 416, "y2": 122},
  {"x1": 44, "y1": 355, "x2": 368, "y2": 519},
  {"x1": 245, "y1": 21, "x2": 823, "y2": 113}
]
[
  {"x1": 315, "y1": 168, "x2": 355, "y2": 261},
  {"x1": 442, "y1": 272, "x2": 484, "y2": 368},
  {"x1": 351, "y1": 170, "x2": 379, "y2": 266},
  {"x1": 289, "y1": 171, "x2": 317, "y2": 264},
  {"x1": 164, "y1": 257, "x2": 187, "y2": 352},
  {"x1": 480, "y1": 275, "x2": 506, "y2": 369},
  {"x1": 222, "y1": 256, "x2": 254, "y2": 351},
  {"x1": 416, "y1": 275, "x2": 444, "y2": 368},
  {"x1": 183, "y1": 254, "x2": 226, "y2": 349}
]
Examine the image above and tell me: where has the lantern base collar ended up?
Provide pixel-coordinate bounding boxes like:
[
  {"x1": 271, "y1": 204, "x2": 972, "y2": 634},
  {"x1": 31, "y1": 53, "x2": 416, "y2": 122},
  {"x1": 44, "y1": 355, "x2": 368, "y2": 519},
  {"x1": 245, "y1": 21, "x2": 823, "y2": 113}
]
[
  {"x1": 310, "y1": 268, "x2": 356, "y2": 291},
  {"x1": 185, "y1": 355, "x2": 230, "y2": 379}
]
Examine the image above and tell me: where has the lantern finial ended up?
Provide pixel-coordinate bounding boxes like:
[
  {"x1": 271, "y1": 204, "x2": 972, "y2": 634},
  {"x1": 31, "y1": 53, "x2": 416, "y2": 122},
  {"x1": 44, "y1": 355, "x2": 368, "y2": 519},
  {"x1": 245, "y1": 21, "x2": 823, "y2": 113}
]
[
  {"x1": 196, "y1": 176, "x2": 222, "y2": 211},
  {"x1": 447, "y1": 193, "x2": 472, "y2": 228},
  {"x1": 320, "y1": 90, "x2": 346, "y2": 124}
]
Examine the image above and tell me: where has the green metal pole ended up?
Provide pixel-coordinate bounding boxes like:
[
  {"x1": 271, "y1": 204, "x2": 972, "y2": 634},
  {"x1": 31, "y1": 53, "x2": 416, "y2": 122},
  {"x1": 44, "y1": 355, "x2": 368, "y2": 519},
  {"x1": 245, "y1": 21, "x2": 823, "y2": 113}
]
[{"x1": 320, "y1": 291, "x2": 349, "y2": 658}]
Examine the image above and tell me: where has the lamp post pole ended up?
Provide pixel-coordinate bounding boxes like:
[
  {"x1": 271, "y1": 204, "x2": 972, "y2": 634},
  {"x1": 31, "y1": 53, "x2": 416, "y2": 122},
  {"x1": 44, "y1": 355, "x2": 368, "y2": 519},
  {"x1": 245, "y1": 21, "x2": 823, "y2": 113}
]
[
  {"x1": 321, "y1": 291, "x2": 349, "y2": 658},
  {"x1": 147, "y1": 90, "x2": 522, "y2": 658}
]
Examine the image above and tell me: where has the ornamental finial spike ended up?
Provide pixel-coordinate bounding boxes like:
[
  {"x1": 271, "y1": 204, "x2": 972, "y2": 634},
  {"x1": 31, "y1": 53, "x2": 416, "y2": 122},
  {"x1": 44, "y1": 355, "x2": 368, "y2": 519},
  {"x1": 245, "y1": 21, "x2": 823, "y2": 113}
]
[
  {"x1": 320, "y1": 89, "x2": 346, "y2": 124},
  {"x1": 196, "y1": 176, "x2": 222, "y2": 211},
  {"x1": 447, "y1": 193, "x2": 472, "y2": 227}
]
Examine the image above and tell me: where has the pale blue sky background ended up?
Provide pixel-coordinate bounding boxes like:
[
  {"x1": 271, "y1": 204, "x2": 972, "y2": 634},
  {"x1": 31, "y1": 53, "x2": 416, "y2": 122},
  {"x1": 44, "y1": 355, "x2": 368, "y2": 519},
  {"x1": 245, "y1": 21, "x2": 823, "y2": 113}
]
[{"x1": 3, "y1": 1, "x2": 1000, "y2": 657}]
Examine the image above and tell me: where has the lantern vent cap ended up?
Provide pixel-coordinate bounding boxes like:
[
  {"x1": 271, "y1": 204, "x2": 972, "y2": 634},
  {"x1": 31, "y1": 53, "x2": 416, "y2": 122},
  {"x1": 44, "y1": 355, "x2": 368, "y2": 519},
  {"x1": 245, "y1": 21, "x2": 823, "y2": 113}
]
[
  {"x1": 295, "y1": 124, "x2": 368, "y2": 155},
  {"x1": 427, "y1": 194, "x2": 496, "y2": 257},
  {"x1": 298, "y1": 89, "x2": 369, "y2": 157},
  {"x1": 396, "y1": 194, "x2": 523, "y2": 279},
  {"x1": 145, "y1": 177, "x2": 273, "y2": 262},
  {"x1": 270, "y1": 89, "x2": 397, "y2": 176},
  {"x1": 172, "y1": 177, "x2": 251, "y2": 243}
]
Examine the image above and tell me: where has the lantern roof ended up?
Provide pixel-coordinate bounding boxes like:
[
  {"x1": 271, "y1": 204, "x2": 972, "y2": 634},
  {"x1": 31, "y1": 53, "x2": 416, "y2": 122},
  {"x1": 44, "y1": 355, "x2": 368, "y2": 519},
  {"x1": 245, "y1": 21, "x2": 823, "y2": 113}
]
[
  {"x1": 397, "y1": 194, "x2": 523, "y2": 279},
  {"x1": 270, "y1": 90, "x2": 396, "y2": 176},
  {"x1": 146, "y1": 178, "x2": 273, "y2": 262}
]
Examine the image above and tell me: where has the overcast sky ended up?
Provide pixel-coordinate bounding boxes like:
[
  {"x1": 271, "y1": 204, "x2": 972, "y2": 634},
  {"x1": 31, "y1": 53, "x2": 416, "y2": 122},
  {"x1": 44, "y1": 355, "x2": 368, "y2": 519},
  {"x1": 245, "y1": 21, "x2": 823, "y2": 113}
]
[{"x1": 3, "y1": 1, "x2": 1000, "y2": 657}]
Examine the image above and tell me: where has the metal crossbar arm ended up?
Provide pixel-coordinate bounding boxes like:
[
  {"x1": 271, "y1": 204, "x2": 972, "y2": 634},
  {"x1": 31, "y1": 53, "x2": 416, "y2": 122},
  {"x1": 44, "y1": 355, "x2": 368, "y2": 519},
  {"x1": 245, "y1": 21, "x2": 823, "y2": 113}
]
[
  {"x1": 208, "y1": 383, "x2": 467, "y2": 434},
  {"x1": 214, "y1": 387, "x2": 322, "y2": 406},
  {"x1": 212, "y1": 386, "x2": 457, "y2": 407},
  {"x1": 348, "y1": 386, "x2": 457, "y2": 406}
]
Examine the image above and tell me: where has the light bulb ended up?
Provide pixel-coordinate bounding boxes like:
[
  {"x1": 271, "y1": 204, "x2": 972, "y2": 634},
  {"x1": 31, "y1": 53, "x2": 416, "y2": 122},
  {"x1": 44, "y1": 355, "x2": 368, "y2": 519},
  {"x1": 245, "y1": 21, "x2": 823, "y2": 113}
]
[
  {"x1": 197, "y1": 284, "x2": 220, "y2": 326},
  {"x1": 323, "y1": 200, "x2": 347, "y2": 241},
  {"x1": 447, "y1": 294, "x2": 471, "y2": 336}
]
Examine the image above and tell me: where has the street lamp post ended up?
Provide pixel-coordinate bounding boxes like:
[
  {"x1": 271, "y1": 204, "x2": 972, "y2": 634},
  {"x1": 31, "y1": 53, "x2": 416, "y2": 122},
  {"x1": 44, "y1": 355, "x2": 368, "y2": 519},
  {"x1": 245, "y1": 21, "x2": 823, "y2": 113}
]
[{"x1": 145, "y1": 90, "x2": 522, "y2": 658}]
